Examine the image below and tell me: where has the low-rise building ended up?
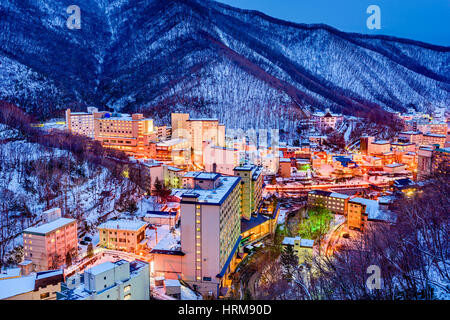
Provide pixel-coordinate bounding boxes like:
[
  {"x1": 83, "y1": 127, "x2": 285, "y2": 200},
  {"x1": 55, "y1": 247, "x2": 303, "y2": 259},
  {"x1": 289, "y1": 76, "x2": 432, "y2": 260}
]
[
  {"x1": 22, "y1": 209, "x2": 77, "y2": 272},
  {"x1": 383, "y1": 163, "x2": 406, "y2": 174},
  {"x1": 307, "y1": 190, "x2": 349, "y2": 215},
  {"x1": 347, "y1": 198, "x2": 380, "y2": 231},
  {"x1": 97, "y1": 220, "x2": 147, "y2": 254},
  {"x1": 279, "y1": 158, "x2": 292, "y2": 178},
  {"x1": 281, "y1": 237, "x2": 315, "y2": 265},
  {"x1": 0, "y1": 269, "x2": 64, "y2": 300},
  {"x1": 58, "y1": 260, "x2": 150, "y2": 300}
]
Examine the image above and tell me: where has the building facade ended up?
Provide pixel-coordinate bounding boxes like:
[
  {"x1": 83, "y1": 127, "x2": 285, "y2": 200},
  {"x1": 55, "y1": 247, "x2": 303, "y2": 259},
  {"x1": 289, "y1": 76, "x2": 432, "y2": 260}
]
[
  {"x1": 179, "y1": 173, "x2": 242, "y2": 296},
  {"x1": 97, "y1": 220, "x2": 147, "y2": 254},
  {"x1": 94, "y1": 113, "x2": 155, "y2": 157},
  {"x1": 58, "y1": 260, "x2": 150, "y2": 300},
  {"x1": 233, "y1": 165, "x2": 263, "y2": 220},
  {"x1": 22, "y1": 211, "x2": 77, "y2": 272},
  {"x1": 307, "y1": 190, "x2": 349, "y2": 215}
]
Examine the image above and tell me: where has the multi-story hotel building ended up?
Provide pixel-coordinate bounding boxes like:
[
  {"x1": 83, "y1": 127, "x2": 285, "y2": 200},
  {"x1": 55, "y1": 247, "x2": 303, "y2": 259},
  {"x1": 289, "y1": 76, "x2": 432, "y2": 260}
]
[
  {"x1": 431, "y1": 147, "x2": 450, "y2": 174},
  {"x1": 179, "y1": 172, "x2": 242, "y2": 296},
  {"x1": 369, "y1": 140, "x2": 391, "y2": 155},
  {"x1": 170, "y1": 113, "x2": 226, "y2": 164},
  {"x1": 233, "y1": 165, "x2": 263, "y2": 220},
  {"x1": 189, "y1": 118, "x2": 226, "y2": 164},
  {"x1": 307, "y1": 190, "x2": 349, "y2": 215},
  {"x1": 398, "y1": 131, "x2": 423, "y2": 144},
  {"x1": 171, "y1": 113, "x2": 190, "y2": 139},
  {"x1": 418, "y1": 146, "x2": 435, "y2": 180},
  {"x1": 94, "y1": 113, "x2": 156, "y2": 157},
  {"x1": 65, "y1": 107, "x2": 107, "y2": 138},
  {"x1": 97, "y1": 219, "x2": 147, "y2": 254},
  {"x1": 22, "y1": 209, "x2": 77, "y2": 272},
  {"x1": 422, "y1": 133, "x2": 446, "y2": 148},
  {"x1": 58, "y1": 260, "x2": 150, "y2": 300},
  {"x1": 203, "y1": 141, "x2": 240, "y2": 176}
]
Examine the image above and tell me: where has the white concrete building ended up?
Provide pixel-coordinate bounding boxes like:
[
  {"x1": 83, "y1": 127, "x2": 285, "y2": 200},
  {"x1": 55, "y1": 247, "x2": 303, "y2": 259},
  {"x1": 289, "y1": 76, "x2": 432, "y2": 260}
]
[{"x1": 58, "y1": 260, "x2": 150, "y2": 300}]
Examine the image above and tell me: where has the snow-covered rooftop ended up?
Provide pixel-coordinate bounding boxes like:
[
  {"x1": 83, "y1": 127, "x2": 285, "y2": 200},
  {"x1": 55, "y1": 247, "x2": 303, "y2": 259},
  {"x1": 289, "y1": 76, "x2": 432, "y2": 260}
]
[
  {"x1": 157, "y1": 138, "x2": 188, "y2": 147},
  {"x1": 97, "y1": 219, "x2": 147, "y2": 231},
  {"x1": 174, "y1": 175, "x2": 241, "y2": 205},
  {"x1": 0, "y1": 274, "x2": 35, "y2": 299},
  {"x1": 349, "y1": 198, "x2": 379, "y2": 217},
  {"x1": 23, "y1": 217, "x2": 76, "y2": 235},
  {"x1": 86, "y1": 261, "x2": 116, "y2": 276}
]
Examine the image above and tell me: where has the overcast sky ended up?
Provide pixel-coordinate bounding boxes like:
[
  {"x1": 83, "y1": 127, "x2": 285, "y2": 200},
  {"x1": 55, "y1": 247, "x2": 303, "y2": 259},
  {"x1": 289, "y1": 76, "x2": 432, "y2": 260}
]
[{"x1": 218, "y1": 0, "x2": 450, "y2": 46}]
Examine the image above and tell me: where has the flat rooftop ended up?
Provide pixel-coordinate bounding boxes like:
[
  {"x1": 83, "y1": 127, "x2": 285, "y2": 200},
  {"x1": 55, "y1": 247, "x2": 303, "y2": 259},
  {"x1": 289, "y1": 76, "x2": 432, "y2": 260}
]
[
  {"x1": 173, "y1": 175, "x2": 241, "y2": 205},
  {"x1": 97, "y1": 219, "x2": 147, "y2": 231},
  {"x1": 24, "y1": 218, "x2": 76, "y2": 235}
]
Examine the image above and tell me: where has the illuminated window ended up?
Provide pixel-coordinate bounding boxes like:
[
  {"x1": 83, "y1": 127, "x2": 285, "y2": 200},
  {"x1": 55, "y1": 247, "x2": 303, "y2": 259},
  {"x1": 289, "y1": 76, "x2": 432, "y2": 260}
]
[
  {"x1": 124, "y1": 294, "x2": 131, "y2": 300},
  {"x1": 124, "y1": 285, "x2": 131, "y2": 293}
]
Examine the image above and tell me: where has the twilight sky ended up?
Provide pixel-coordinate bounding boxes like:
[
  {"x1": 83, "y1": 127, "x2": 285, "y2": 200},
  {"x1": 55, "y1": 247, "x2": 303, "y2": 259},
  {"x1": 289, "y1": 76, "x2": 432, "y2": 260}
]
[{"x1": 217, "y1": 0, "x2": 450, "y2": 47}]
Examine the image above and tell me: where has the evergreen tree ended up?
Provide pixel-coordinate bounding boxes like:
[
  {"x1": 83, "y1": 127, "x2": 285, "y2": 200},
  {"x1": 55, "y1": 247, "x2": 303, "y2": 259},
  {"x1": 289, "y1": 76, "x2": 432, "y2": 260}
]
[
  {"x1": 87, "y1": 243, "x2": 94, "y2": 258},
  {"x1": 280, "y1": 244, "x2": 298, "y2": 281}
]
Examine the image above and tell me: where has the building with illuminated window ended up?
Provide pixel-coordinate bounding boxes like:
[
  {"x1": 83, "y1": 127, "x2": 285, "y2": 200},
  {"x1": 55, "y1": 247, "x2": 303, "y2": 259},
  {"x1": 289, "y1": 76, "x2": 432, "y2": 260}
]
[
  {"x1": 203, "y1": 141, "x2": 240, "y2": 176},
  {"x1": 22, "y1": 209, "x2": 77, "y2": 272},
  {"x1": 65, "y1": 107, "x2": 107, "y2": 138},
  {"x1": 57, "y1": 260, "x2": 149, "y2": 300},
  {"x1": 422, "y1": 133, "x2": 446, "y2": 148},
  {"x1": 170, "y1": 113, "x2": 226, "y2": 164},
  {"x1": 178, "y1": 172, "x2": 242, "y2": 297},
  {"x1": 94, "y1": 112, "x2": 156, "y2": 157},
  {"x1": 233, "y1": 165, "x2": 263, "y2": 220},
  {"x1": 97, "y1": 219, "x2": 147, "y2": 254},
  {"x1": 307, "y1": 190, "x2": 349, "y2": 215},
  {"x1": 432, "y1": 148, "x2": 450, "y2": 174},
  {"x1": 310, "y1": 110, "x2": 343, "y2": 131}
]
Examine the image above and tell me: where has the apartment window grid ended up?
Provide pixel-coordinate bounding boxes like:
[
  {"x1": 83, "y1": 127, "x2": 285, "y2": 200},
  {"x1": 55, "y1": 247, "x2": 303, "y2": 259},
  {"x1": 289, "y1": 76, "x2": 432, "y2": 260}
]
[{"x1": 195, "y1": 204, "x2": 202, "y2": 281}]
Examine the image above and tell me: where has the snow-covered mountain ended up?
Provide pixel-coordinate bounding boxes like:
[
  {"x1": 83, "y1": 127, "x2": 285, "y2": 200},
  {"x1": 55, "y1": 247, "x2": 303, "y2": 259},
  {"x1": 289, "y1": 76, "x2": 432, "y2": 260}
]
[{"x1": 1, "y1": 0, "x2": 449, "y2": 130}]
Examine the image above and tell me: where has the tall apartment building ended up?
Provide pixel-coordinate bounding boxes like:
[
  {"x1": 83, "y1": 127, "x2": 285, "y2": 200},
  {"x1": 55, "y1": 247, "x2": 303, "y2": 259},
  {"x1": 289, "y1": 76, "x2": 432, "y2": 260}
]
[
  {"x1": 233, "y1": 165, "x2": 263, "y2": 220},
  {"x1": 307, "y1": 190, "x2": 349, "y2": 215},
  {"x1": 97, "y1": 220, "x2": 147, "y2": 254},
  {"x1": 65, "y1": 107, "x2": 107, "y2": 138},
  {"x1": 22, "y1": 209, "x2": 77, "y2": 272},
  {"x1": 94, "y1": 113, "x2": 155, "y2": 157},
  {"x1": 179, "y1": 172, "x2": 242, "y2": 296},
  {"x1": 58, "y1": 260, "x2": 150, "y2": 300}
]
